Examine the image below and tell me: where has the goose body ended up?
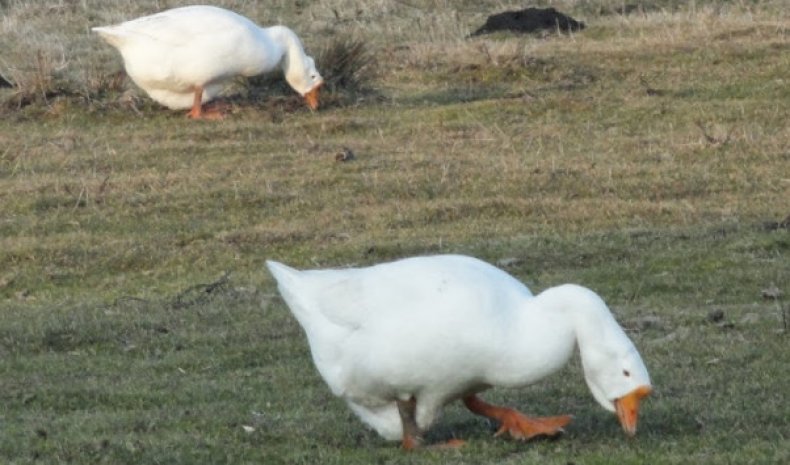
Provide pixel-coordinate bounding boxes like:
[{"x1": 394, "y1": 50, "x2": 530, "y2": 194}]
[
  {"x1": 267, "y1": 255, "x2": 652, "y2": 447},
  {"x1": 92, "y1": 5, "x2": 323, "y2": 118}
]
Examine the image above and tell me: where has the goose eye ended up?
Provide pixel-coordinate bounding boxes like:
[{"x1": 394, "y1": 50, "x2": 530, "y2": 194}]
[{"x1": 623, "y1": 369, "x2": 631, "y2": 377}]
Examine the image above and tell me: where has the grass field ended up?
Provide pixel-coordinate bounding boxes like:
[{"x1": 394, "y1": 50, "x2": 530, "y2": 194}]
[{"x1": 1, "y1": 1, "x2": 788, "y2": 464}]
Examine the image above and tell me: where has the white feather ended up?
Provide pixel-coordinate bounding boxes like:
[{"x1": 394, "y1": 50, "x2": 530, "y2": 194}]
[
  {"x1": 92, "y1": 6, "x2": 322, "y2": 109},
  {"x1": 267, "y1": 255, "x2": 651, "y2": 441}
]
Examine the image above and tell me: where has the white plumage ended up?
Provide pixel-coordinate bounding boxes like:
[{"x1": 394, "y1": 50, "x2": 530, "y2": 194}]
[
  {"x1": 267, "y1": 255, "x2": 652, "y2": 446},
  {"x1": 92, "y1": 5, "x2": 323, "y2": 117}
]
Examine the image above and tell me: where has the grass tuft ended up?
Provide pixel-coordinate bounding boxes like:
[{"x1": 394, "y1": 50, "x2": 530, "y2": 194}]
[
  {"x1": 241, "y1": 36, "x2": 378, "y2": 111},
  {"x1": 1, "y1": 50, "x2": 70, "y2": 109},
  {"x1": 0, "y1": 52, "x2": 128, "y2": 114},
  {"x1": 316, "y1": 37, "x2": 377, "y2": 93}
]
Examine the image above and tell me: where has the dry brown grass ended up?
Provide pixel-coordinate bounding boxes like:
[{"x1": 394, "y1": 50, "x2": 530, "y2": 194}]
[{"x1": 0, "y1": 3, "x2": 788, "y2": 462}]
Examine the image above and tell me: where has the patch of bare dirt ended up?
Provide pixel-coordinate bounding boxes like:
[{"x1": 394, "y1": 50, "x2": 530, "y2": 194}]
[{"x1": 470, "y1": 7, "x2": 585, "y2": 37}]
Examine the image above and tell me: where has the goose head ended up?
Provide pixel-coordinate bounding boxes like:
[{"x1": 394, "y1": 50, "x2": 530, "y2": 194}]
[
  {"x1": 579, "y1": 314, "x2": 652, "y2": 436},
  {"x1": 285, "y1": 55, "x2": 323, "y2": 110},
  {"x1": 541, "y1": 284, "x2": 652, "y2": 436}
]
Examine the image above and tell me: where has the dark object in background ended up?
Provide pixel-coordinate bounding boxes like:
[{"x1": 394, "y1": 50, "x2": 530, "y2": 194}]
[
  {"x1": 471, "y1": 7, "x2": 585, "y2": 37},
  {"x1": 335, "y1": 147, "x2": 356, "y2": 162},
  {"x1": 0, "y1": 73, "x2": 12, "y2": 88}
]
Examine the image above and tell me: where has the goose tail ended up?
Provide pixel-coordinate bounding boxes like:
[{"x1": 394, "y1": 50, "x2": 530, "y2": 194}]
[
  {"x1": 266, "y1": 260, "x2": 301, "y2": 290},
  {"x1": 266, "y1": 260, "x2": 316, "y2": 325},
  {"x1": 91, "y1": 26, "x2": 128, "y2": 48}
]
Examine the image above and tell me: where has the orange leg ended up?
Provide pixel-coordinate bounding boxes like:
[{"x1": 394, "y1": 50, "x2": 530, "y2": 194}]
[
  {"x1": 463, "y1": 395, "x2": 572, "y2": 440},
  {"x1": 395, "y1": 397, "x2": 466, "y2": 450},
  {"x1": 396, "y1": 397, "x2": 423, "y2": 450},
  {"x1": 186, "y1": 85, "x2": 204, "y2": 119},
  {"x1": 186, "y1": 86, "x2": 225, "y2": 120}
]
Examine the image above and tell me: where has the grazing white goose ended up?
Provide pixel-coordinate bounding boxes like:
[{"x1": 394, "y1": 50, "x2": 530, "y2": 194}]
[
  {"x1": 266, "y1": 255, "x2": 652, "y2": 449},
  {"x1": 92, "y1": 5, "x2": 323, "y2": 119}
]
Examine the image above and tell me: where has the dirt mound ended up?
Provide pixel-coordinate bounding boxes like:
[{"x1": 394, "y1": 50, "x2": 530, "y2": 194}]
[{"x1": 471, "y1": 7, "x2": 585, "y2": 37}]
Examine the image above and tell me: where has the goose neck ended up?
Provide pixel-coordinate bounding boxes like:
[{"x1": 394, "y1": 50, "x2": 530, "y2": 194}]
[
  {"x1": 534, "y1": 284, "x2": 619, "y2": 352},
  {"x1": 264, "y1": 25, "x2": 307, "y2": 71}
]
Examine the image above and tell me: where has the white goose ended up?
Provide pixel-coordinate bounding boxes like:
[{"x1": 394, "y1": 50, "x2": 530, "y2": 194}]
[
  {"x1": 92, "y1": 5, "x2": 323, "y2": 119},
  {"x1": 267, "y1": 254, "x2": 652, "y2": 449}
]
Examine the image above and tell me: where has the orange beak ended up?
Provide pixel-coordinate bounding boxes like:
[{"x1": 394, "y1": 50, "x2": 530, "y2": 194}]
[
  {"x1": 303, "y1": 83, "x2": 322, "y2": 111},
  {"x1": 614, "y1": 385, "x2": 652, "y2": 437}
]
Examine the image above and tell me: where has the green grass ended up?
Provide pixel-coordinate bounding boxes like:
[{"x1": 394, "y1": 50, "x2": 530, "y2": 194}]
[{"x1": 1, "y1": 1, "x2": 789, "y2": 464}]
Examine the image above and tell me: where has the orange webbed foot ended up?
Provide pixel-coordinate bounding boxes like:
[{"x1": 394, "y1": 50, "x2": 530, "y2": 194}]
[
  {"x1": 401, "y1": 433, "x2": 422, "y2": 450},
  {"x1": 494, "y1": 411, "x2": 573, "y2": 440},
  {"x1": 186, "y1": 102, "x2": 228, "y2": 120},
  {"x1": 463, "y1": 394, "x2": 572, "y2": 442}
]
